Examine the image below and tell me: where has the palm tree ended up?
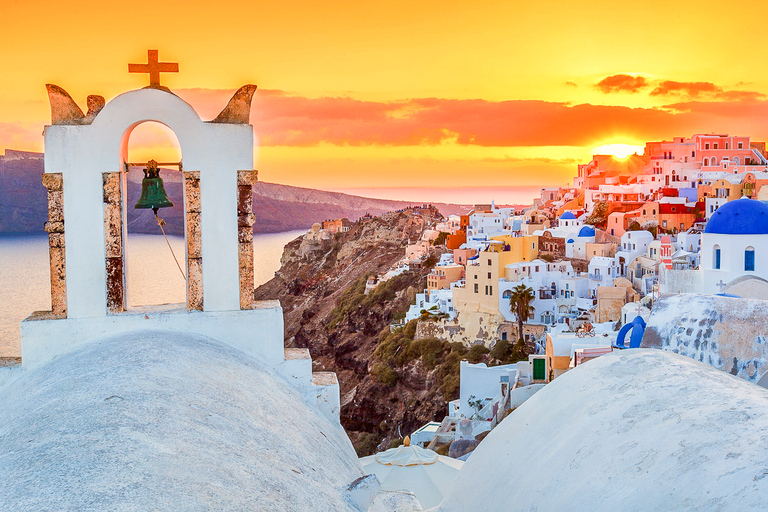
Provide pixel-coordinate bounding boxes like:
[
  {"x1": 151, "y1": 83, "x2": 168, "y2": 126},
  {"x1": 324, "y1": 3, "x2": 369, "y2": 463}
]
[{"x1": 509, "y1": 284, "x2": 535, "y2": 355}]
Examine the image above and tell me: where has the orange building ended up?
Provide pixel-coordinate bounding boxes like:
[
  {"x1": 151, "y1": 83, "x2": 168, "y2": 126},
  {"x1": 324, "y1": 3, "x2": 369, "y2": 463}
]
[
  {"x1": 427, "y1": 264, "x2": 464, "y2": 292},
  {"x1": 446, "y1": 215, "x2": 469, "y2": 250},
  {"x1": 659, "y1": 203, "x2": 697, "y2": 234}
]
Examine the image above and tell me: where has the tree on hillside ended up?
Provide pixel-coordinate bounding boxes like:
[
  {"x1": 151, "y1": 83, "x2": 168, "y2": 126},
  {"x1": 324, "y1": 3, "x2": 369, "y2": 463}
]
[
  {"x1": 509, "y1": 284, "x2": 535, "y2": 360},
  {"x1": 585, "y1": 200, "x2": 609, "y2": 228}
]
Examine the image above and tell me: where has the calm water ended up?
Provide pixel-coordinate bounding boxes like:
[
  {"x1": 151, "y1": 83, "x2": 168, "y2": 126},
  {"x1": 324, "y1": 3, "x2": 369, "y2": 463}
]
[{"x1": 0, "y1": 230, "x2": 303, "y2": 357}]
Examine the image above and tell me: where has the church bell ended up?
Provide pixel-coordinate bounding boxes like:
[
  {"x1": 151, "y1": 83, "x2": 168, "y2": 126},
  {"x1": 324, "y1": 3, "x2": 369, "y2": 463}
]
[{"x1": 134, "y1": 159, "x2": 174, "y2": 214}]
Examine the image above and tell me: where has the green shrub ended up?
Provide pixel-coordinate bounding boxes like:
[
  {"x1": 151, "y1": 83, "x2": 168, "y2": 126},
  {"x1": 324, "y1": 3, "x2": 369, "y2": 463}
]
[
  {"x1": 371, "y1": 362, "x2": 399, "y2": 386},
  {"x1": 466, "y1": 344, "x2": 489, "y2": 363},
  {"x1": 407, "y1": 337, "x2": 447, "y2": 369},
  {"x1": 354, "y1": 433, "x2": 381, "y2": 457},
  {"x1": 489, "y1": 339, "x2": 511, "y2": 362},
  {"x1": 403, "y1": 319, "x2": 418, "y2": 339}
]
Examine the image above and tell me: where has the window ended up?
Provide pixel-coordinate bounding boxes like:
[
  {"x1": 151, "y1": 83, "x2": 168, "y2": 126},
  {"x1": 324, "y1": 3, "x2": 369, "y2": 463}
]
[
  {"x1": 705, "y1": 143, "x2": 710, "y2": 149},
  {"x1": 489, "y1": 286, "x2": 493, "y2": 296},
  {"x1": 487, "y1": 259, "x2": 492, "y2": 266},
  {"x1": 485, "y1": 285, "x2": 488, "y2": 295},
  {"x1": 680, "y1": 223, "x2": 685, "y2": 229},
  {"x1": 474, "y1": 283, "x2": 479, "y2": 293},
  {"x1": 738, "y1": 142, "x2": 744, "y2": 149},
  {"x1": 714, "y1": 245, "x2": 721, "y2": 270},
  {"x1": 663, "y1": 220, "x2": 667, "y2": 228},
  {"x1": 725, "y1": 143, "x2": 729, "y2": 149},
  {"x1": 501, "y1": 332, "x2": 507, "y2": 341},
  {"x1": 746, "y1": 247, "x2": 755, "y2": 271},
  {"x1": 714, "y1": 143, "x2": 718, "y2": 149},
  {"x1": 487, "y1": 272, "x2": 492, "y2": 279}
]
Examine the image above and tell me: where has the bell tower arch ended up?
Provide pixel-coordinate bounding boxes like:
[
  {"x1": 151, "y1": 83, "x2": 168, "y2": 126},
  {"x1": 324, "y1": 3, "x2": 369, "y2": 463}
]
[
  {"x1": 10, "y1": 53, "x2": 342, "y2": 428},
  {"x1": 43, "y1": 83, "x2": 258, "y2": 317}
]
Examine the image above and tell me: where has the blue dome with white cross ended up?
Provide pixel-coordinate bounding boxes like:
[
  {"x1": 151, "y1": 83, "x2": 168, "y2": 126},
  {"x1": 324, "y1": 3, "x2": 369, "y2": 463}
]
[{"x1": 705, "y1": 198, "x2": 768, "y2": 235}]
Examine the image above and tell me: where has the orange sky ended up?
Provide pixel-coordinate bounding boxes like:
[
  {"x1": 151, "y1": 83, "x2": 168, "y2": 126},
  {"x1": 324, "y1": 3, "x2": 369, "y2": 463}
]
[{"x1": 3, "y1": 0, "x2": 768, "y2": 203}]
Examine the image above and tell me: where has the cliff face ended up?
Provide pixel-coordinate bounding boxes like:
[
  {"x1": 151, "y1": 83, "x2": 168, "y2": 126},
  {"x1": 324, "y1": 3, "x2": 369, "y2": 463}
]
[
  {"x1": 0, "y1": 150, "x2": 469, "y2": 235},
  {"x1": 0, "y1": 151, "x2": 47, "y2": 233},
  {"x1": 255, "y1": 208, "x2": 452, "y2": 455}
]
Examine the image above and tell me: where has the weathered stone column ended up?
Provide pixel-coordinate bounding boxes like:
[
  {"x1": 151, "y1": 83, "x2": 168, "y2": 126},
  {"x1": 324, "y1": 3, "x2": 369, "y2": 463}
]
[
  {"x1": 42, "y1": 173, "x2": 66, "y2": 318},
  {"x1": 184, "y1": 171, "x2": 203, "y2": 311},
  {"x1": 237, "y1": 170, "x2": 258, "y2": 310},
  {"x1": 103, "y1": 172, "x2": 124, "y2": 313}
]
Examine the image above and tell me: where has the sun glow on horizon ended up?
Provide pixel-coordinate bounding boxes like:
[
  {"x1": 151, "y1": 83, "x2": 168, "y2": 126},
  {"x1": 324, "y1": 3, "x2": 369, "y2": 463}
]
[{"x1": 591, "y1": 143, "x2": 645, "y2": 159}]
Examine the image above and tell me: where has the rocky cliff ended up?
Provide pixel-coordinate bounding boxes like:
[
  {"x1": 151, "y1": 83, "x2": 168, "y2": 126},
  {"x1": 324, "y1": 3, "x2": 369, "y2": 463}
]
[
  {"x1": 255, "y1": 207, "x2": 506, "y2": 455},
  {"x1": 0, "y1": 150, "x2": 469, "y2": 234}
]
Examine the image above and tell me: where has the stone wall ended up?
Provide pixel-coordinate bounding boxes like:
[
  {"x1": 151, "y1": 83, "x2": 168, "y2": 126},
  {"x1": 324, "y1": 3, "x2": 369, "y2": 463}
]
[
  {"x1": 103, "y1": 172, "x2": 124, "y2": 313},
  {"x1": 642, "y1": 294, "x2": 768, "y2": 384},
  {"x1": 415, "y1": 311, "x2": 544, "y2": 347},
  {"x1": 42, "y1": 173, "x2": 66, "y2": 318},
  {"x1": 659, "y1": 267, "x2": 702, "y2": 294},
  {"x1": 184, "y1": 171, "x2": 203, "y2": 311},
  {"x1": 237, "y1": 170, "x2": 258, "y2": 310}
]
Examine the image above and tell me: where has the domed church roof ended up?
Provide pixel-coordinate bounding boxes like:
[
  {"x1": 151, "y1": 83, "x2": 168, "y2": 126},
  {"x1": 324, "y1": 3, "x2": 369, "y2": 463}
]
[
  {"x1": 578, "y1": 226, "x2": 595, "y2": 237},
  {"x1": 434, "y1": 350, "x2": 768, "y2": 511},
  {"x1": 0, "y1": 331, "x2": 364, "y2": 511},
  {"x1": 705, "y1": 197, "x2": 768, "y2": 235},
  {"x1": 560, "y1": 212, "x2": 576, "y2": 220}
]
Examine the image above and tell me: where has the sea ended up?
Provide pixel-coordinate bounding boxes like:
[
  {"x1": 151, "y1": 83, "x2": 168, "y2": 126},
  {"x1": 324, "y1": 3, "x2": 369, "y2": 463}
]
[{"x1": 0, "y1": 230, "x2": 304, "y2": 358}]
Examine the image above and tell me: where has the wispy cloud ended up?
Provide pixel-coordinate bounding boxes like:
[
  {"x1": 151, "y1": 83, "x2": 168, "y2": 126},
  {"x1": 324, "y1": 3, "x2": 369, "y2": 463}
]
[
  {"x1": 171, "y1": 88, "x2": 768, "y2": 148},
  {"x1": 593, "y1": 76, "x2": 765, "y2": 102}
]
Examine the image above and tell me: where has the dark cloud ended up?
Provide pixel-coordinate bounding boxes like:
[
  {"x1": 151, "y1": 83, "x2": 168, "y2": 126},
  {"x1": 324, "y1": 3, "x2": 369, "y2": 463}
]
[
  {"x1": 650, "y1": 81, "x2": 721, "y2": 97},
  {"x1": 595, "y1": 74, "x2": 649, "y2": 94},
  {"x1": 650, "y1": 81, "x2": 764, "y2": 101}
]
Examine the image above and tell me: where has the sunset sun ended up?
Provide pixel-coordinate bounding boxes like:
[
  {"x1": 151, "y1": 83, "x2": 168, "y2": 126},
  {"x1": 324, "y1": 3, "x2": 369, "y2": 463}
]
[{"x1": 590, "y1": 143, "x2": 645, "y2": 159}]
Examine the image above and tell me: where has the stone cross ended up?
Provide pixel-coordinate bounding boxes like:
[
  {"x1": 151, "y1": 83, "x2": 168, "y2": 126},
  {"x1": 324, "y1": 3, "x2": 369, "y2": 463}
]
[
  {"x1": 716, "y1": 280, "x2": 728, "y2": 292},
  {"x1": 128, "y1": 50, "x2": 179, "y2": 87}
]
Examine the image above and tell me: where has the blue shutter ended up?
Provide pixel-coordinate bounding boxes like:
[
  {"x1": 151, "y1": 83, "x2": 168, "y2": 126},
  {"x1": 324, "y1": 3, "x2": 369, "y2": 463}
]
[
  {"x1": 746, "y1": 249, "x2": 755, "y2": 271},
  {"x1": 715, "y1": 248, "x2": 720, "y2": 270}
]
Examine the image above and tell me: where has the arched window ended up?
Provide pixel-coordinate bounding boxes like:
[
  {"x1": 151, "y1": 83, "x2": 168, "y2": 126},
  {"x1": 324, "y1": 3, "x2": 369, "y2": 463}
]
[
  {"x1": 745, "y1": 247, "x2": 755, "y2": 271},
  {"x1": 703, "y1": 158, "x2": 709, "y2": 166},
  {"x1": 502, "y1": 290, "x2": 512, "y2": 299},
  {"x1": 733, "y1": 156, "x2": 740, "y2": 165},
  {"x1": 713, "y1": 244, "x2": 721, "y2": 270},
  {"x1": 711, "y1": 157, "x2": 718, "y2": 166}
]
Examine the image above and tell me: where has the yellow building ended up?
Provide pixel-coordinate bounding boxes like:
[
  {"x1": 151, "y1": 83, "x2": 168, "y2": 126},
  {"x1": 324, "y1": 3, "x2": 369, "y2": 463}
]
[{"x1": 453, "y1": 236, "x2": 538, "y2": 315}]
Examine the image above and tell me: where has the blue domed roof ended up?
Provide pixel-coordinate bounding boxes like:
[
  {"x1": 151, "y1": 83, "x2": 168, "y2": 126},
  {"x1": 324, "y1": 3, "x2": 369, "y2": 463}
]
[
  {"x1": 566, "y1": 238, "x2": 575, "y2": 244},
  {"x1": 705, "y1": 198, "x2": 768, "y2": 235},
  {"x1": 578, "y1": 226, "x2": 595, "y2": 237},
  {"x1": 560, "y1": 212, "x2": 576, "y2": 220}
]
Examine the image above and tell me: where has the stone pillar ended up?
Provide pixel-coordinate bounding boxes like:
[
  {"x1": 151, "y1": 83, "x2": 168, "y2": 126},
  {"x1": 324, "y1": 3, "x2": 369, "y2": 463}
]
[
  {"x1": 184, "y1": 171, "x2": 203, "y2": 311},
  {"x1": 42, "y1": 173, "x2": 66, "y2": 318},
  {"x1": 237, "y1": 170, "x2": 258, "y2": 310},
  {"x1": 103, "y1": 172, "x2": 124, "y2": 313}
]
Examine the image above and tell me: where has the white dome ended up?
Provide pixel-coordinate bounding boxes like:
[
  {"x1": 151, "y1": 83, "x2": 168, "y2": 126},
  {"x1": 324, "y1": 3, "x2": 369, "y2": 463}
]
[
  {"x1": 0, "y1": 331, "x2": 364, "y2": 510},
  {"x1": 436, "y1": 349, "x2": 768, "y2": 511}
]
